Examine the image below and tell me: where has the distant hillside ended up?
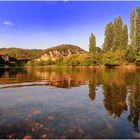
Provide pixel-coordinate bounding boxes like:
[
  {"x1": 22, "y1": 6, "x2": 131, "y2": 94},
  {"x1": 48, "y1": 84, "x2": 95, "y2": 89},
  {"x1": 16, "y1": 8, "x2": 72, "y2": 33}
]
[
  {"x1": 0, "y1": 48, "x2": 42, "y2": 59},
  {"x1": 0, "y1": 44, "x2": 86, "y2": 60}
]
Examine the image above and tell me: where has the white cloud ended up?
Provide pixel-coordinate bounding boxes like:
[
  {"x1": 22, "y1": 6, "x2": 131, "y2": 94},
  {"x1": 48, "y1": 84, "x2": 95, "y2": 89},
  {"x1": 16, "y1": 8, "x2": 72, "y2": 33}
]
[{"x1": 3, "y1": 21, "x2": 14, "y2": 26}]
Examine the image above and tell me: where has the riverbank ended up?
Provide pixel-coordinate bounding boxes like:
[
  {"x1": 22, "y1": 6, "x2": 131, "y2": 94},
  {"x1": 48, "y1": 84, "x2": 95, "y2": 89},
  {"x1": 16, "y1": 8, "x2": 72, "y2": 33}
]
[
  {"x1": 24, "y1": 64, "x2": 139, "y2": 70},
  {"x1": 0, "y1": 63, "x2": 140, "y2": 70}
]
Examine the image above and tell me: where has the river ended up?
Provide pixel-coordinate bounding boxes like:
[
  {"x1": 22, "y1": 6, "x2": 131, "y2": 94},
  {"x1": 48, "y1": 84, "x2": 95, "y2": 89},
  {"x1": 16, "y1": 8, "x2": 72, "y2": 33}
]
[{"x1": 0, "y1": 66, "x2": 140, "y2": 138}]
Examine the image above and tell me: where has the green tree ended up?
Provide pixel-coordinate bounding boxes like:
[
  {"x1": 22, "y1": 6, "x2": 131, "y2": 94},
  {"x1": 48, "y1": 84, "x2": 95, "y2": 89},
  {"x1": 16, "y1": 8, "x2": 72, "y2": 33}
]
[
  {"x1": 113, "y1": 16, "x2": 123, "y2": 50},
  {"x1": 89, "y1": 33, "x2": 96, "y2": 54},
  {"x1": 122, "y1": 24, "x2": 128, "y2": 50},
  {"x1": 136, "y1": 6, "x2": 140, "y2": 50},
  {"x1": 126, "y1": 45, "x2": 136, "y2": 63},
  {"x1": 102, "y1": 51, "x2": 126, "y2": 67},
  {"x1": 130, "y1": 10, "x2": 136, "y2": 49},
  {"x1": 0, "y1": 56, "x2": 5, "y2": 65},
  {"x1": 103, "y1": 22, "x2": 114, "y2": 51}
]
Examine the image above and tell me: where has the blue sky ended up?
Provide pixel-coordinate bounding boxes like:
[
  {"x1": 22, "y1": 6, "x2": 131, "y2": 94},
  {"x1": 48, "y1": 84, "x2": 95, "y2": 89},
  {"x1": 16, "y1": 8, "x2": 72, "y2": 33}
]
[{"x1": 0, "y1": 1, "x2": 139, "y2": 50}]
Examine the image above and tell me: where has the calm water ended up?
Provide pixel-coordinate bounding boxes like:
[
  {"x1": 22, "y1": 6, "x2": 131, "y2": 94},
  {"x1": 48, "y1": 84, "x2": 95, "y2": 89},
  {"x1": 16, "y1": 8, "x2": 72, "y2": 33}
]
[{"x1": 0, "y1": 67, "x2": 140, "y2": 139}]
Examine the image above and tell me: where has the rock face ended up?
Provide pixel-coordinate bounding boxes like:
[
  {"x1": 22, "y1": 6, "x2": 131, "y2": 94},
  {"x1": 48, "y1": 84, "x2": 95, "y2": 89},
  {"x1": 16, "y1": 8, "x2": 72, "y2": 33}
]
[{"x1": 35, "y1": 44, "x2": 86, "y2": 61}]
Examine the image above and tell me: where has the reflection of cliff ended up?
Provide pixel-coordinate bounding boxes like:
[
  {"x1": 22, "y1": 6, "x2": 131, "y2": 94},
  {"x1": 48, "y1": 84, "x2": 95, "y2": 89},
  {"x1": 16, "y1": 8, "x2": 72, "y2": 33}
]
[
  {"x1": 0, "y1": 67, "x2": 90, "y2": 88},
  {"x1": 35, "y1": 68, "x2": 87, "y2": 88},
  {"x1": 49, "y1": 79, "x2": 83, "y2": 88},
  {"x1": 34, "y1": 67, "x2": 102, "y2": 90}
]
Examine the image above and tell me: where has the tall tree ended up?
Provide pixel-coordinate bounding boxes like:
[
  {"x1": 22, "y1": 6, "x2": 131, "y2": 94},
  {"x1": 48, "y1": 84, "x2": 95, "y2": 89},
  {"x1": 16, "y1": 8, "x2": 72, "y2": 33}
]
[
  {"x1": 136, "y1": 6, "x2": 140, "y2": 50},
  {"x1": 122, "y1": 24, "x2": 128, "y2": 50},
  {"x1": 89, "y1": 33, "x2": 96, "y2": 54},
  {"x1": 113, "y1": 16, "x2": 123, "y2": 50},
  {"x1": 103, "y1": 22, "x2": 114, "y2": 51},
  {"x1": 130, "y1": 10, "x2": 136, "y2": 49}
]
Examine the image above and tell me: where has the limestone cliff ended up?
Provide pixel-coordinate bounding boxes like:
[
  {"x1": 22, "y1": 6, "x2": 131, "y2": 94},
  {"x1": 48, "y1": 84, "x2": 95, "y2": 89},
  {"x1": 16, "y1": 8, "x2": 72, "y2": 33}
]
[{"x1": 35, "y1": 44, "x2": 86, "y2": 61}]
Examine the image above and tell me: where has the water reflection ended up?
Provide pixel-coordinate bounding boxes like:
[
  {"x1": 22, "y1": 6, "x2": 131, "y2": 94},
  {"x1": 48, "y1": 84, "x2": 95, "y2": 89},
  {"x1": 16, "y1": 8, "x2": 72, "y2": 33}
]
[
  {"x1": 0, "y1": 67, "x2": 140, "y2": 138},
  {"x1": 102, "y1": 75, "x2": 128, "y2": 118},
  {"x1": 127, "y1": 82, "x2": 140, "y2": 132},
  {"x1": 101, "y1": 69, "x2": 140, "y2": 132},
  {"x1": 128, "y1": 91, "x2": 140, "y2": 132},
  {"x1": 0, "y1": 67, "x2": 89, "y2": 87}
]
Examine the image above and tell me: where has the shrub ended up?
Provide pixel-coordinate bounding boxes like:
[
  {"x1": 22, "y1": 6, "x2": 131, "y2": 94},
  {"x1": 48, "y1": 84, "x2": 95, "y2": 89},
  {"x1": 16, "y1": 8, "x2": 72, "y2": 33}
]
[
  {"x1": 135, "y1": 56, "x2": 140, "y2": 66},
  {"x1": 45, "y1": 59, "x2": 55, "y2": 65},
  {"x1": 102, "y1": 51, "x2": 126, "y2": 66},
  {"x1": 55, "y1": 57, "x2": 63, "y2": 66},
  {"x1": 126, "y1": 48, "x2": 137, "y2": 63}
]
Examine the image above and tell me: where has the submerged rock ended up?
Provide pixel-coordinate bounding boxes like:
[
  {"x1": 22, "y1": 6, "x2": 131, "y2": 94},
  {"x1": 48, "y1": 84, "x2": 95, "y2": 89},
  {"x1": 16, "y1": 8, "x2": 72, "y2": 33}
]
[
  {"x1": 23, "y1": 135, "x2": 32, "y2": 140},
  {"x1": 47, "y1": 115, "x2": 55, "y2": 121},
  {"x1": 40, "y1": 134, "x2": 47, "y2": 139}
]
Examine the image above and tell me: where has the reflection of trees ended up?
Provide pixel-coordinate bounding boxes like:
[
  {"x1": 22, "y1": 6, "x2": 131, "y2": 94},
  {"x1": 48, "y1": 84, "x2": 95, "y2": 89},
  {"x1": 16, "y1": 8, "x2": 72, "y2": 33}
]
[
  {"x1": 127, "y1": 74, "x2": 140, "y2": 132},
  {"x1": 0, "y1": 68, "x2": 28, "y2": 84},
  {"x1": 88, "y1": 70, "x2": 96, "y2": 101},
  {"x1": 88, "y1": 69, "x2": 102, "y2": 101},
  {"x1": 103, "y1": 84, "x2": 127, "y2": 118},
  {"x1": 101, "y1": 69, "x2": 140, "y2": 131},
  {"x1": 102, "y1": 70, "x2": 128, "y2": 118},
  {"x1": 88, "y1": 79, "x2": 96, "y2": 101}
]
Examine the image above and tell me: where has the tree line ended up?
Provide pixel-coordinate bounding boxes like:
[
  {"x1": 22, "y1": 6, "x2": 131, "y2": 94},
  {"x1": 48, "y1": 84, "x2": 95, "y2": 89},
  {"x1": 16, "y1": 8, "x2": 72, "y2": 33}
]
[{"x1": 89, "y1": 6, "x2": 140, "y2": 67}]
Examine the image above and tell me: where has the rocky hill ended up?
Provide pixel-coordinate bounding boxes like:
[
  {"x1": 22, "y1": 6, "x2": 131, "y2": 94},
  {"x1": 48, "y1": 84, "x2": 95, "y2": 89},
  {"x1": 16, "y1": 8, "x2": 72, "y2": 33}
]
[
  {"x1": 0, "y1": 44, "x2": 86, "y2": 66},
  {"x1": 35, "y1": 44, "x2": 86, "y2": 61}
]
